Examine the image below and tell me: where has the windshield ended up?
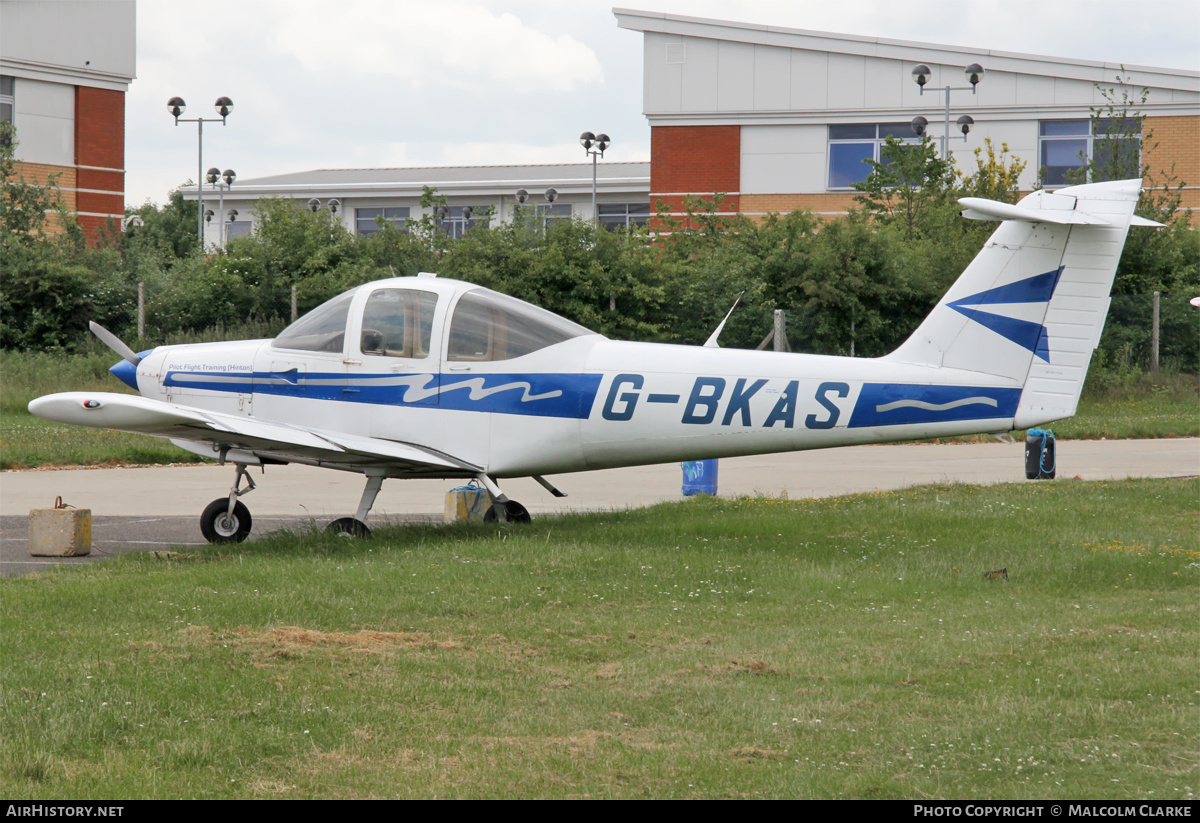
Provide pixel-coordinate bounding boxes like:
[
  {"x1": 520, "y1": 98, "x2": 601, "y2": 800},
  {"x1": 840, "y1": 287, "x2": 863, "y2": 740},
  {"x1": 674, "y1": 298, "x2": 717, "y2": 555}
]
[{"x1": 273, "y1": 290, "x2": 355, "y2": 353}]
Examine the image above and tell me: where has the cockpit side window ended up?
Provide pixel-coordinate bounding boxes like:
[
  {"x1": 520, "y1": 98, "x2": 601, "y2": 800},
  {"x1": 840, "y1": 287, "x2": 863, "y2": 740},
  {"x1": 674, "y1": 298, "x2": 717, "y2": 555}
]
[
  {"x1": 361, "y1": 289, "x2": 438, "y2": 359},
  {"x1": 447, "y1": 289, "x2": 595, "y2": 362},
  {"x1": 273, "y1": 290, "x2": 355, "y2": 353}
]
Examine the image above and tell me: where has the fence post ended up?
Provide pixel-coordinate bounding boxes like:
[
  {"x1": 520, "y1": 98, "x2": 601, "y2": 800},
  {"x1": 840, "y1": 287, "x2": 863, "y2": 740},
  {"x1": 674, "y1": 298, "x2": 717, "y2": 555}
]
[
  {"x1": 1151, "y1": 291, "x2": 1160, "y2": 373},
  {"x1": 773, "y1": 309, "x2": 785, "y2": 352},
  {"x1": 291, "y1": 284, "x2": 298, "y2": 323},
  {"x1": 137, "y1": 282, "x2": 145, "y2": 339}
]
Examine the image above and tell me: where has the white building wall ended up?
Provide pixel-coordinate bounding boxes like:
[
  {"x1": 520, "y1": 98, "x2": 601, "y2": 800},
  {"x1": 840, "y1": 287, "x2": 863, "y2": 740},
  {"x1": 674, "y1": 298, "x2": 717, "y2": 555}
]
[
  {"x1": 0, "y1": 0, "x2": 136, "y2": 91},
  {"x1": 11, "y1": 78, "x2": 73, "y2": 166}
]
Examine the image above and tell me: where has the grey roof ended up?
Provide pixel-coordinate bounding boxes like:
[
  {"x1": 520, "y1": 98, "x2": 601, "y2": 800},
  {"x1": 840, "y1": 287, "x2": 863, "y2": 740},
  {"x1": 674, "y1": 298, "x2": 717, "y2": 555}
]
[{"x1": 231, "y1": 162, "x2": 649, "y2": 191}]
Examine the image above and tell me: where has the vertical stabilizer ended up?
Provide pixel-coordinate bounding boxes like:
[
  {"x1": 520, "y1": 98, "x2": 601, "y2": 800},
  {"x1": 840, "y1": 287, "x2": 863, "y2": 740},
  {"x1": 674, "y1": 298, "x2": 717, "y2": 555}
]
[{"x1": 886, "y1": 179, "x2": 1141, "y2": 427}]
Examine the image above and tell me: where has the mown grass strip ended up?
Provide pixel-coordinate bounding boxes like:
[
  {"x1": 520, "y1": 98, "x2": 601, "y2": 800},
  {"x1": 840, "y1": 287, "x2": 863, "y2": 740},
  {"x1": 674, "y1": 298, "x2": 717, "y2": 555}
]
[{"x1": 2, "y1": 478, "x2": 1195, "y2": 799}]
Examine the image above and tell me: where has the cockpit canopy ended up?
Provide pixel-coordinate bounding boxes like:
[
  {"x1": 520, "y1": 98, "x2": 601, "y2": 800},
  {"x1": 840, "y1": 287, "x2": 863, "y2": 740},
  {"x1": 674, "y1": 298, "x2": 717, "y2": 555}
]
[{"x1": 272, "y1": 281, "x2": 597, "y2": 361}]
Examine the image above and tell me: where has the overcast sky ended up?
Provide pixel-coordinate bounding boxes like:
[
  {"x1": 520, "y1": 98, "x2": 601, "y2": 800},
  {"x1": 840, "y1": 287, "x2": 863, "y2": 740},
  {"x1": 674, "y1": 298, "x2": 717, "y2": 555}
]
[{"x1": 127, "y1": 0, "x2": 1200, "y2": 207}]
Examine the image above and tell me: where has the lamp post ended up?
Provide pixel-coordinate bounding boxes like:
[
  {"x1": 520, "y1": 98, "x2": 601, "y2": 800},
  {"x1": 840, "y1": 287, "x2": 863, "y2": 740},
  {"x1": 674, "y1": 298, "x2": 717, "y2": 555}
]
[
  {"x1": 167, "y1": 96, "x2": 234, "y2": 246},
  {"x1": 909, "y1": 64, "x2": 983, "y2": 160},
  {"x1": 579, "y1": 131, "x2": 610, "y2": 226},
  {"x1": 206, "y1": 167, "x2": 236, "y2": 246}
]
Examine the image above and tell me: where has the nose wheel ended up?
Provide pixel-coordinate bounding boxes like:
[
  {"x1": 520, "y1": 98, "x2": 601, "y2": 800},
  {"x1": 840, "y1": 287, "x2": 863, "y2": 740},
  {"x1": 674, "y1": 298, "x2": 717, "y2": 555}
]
[{"x1": 199, "y1": 463, "x2": 256, "y2": 544}]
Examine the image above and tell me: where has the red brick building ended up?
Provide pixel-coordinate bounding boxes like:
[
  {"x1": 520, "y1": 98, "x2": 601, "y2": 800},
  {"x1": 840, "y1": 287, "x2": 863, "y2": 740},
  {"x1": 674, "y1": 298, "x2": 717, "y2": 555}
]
[{"x1": 0, "y1": 1, "x2": 136, "y2": 242}]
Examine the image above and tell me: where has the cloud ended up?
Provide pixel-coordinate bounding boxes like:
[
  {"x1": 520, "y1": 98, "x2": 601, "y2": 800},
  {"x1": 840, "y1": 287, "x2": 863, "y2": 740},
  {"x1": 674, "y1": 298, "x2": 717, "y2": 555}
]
[{"x1": 267, "y1": 0, "x2": 603, "y2": 92}]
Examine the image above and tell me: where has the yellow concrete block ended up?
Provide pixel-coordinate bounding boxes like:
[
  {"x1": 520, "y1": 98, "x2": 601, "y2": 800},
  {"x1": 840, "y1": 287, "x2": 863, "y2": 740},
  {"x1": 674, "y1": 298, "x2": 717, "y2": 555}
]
[
  {"x1": 29, "y1": 507, "x2": 92, "y2": 556},
  {"x1": 444, "y1": 486, "x2": 493, "y2": 523}
]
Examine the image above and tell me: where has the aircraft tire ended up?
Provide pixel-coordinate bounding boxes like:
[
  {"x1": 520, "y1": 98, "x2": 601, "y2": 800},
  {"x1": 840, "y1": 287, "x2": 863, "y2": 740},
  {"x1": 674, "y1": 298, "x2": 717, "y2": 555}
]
[
  {"x1": 483, "y1": 500, "x2": 532, "y2": 525},
  {"x1": 326, "y1": 517, "x2": 372, "y2": 538},
  {"x1": 200, "y1": 499, "x2": 253, "y2": 544}
]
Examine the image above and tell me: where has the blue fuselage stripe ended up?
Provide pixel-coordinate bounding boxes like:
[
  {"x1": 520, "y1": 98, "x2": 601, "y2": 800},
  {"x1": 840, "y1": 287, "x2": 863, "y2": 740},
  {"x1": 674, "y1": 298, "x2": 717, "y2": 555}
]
[
  {"x1": 163, "y1": 371, "x2": 603, "y2": 419},
  {"x1": 848, "y1": 383, "x2": 1020, "y2": 427}
]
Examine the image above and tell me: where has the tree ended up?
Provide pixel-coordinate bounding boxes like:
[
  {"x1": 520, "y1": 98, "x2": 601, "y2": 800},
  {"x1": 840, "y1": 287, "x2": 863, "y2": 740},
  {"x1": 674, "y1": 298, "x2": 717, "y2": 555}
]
[
  {"x1": 851, "y1": 135, "x2": 957, "y2": 240},
  {"x1": 1061, "y1": 73, "x2": 1198, "y2": 297}
]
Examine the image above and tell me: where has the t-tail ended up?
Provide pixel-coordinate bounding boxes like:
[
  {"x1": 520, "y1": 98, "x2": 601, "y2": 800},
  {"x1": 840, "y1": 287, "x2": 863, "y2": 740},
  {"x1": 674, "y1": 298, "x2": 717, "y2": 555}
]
[{"x1": 886, "y1": 178, "x2": 1153, "y2": 429}]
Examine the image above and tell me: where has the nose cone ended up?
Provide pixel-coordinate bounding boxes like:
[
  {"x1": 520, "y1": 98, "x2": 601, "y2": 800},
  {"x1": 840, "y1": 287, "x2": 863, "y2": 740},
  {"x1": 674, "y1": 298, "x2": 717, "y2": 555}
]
[{"x1": 110, "y1": 352, "x2": 151, "y2": 390}]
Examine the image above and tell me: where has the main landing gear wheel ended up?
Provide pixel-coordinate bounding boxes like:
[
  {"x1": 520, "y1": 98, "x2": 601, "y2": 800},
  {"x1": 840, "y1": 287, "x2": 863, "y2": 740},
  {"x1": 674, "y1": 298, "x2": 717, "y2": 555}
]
[
  {"x1": 483, "y1": 500, "x2": 532, "y2": 524},
  {"x1": 326, "y1": 517, "x2": 372, "y2": 538},
  {"x1": 200, "y1": 499, "x2": 252, "y2": 544}
]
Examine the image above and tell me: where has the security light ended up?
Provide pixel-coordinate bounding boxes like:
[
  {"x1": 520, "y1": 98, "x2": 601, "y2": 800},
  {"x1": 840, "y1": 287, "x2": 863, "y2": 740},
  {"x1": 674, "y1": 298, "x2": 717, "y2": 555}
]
[
  {"x1": 912, "y1": 65, "x2": 931, "y2": 88},
  {"x1": 214, "y1": 97, "x2": 234, "y2": 119},
  {"x1": 579, "y1": 131, "x2": 595, "y2": 150},
  {"x1": 308, "y1": 198, "x2": 321, "y2": 212},
  {"x1": 328, "y1": 199, "x2": 340, "y2": 215},
  {"x1": 957, "y1": 115, "x2": 974, "y2": 135},
  {"x1": 544, "y1": 188, "x2": 557, "y2": 203},
  {"x1": 206, "y1": 167, "x2": 220, "y2": 184},
  {"x1": 223, "y1": 170, "x2": 236, "y2": 186},
  {"x1": 964, "y1": 64, "x2": 984, "y2": 89},
  {"x1": 167, "y1": 97, "x2": 186, "y2": 120},
  {"x1": 911, "y1": 116, "x2": 928, "y2": 136},
  {"x1": 515, "y1": 189, "x2": 528, "y2": 204}
]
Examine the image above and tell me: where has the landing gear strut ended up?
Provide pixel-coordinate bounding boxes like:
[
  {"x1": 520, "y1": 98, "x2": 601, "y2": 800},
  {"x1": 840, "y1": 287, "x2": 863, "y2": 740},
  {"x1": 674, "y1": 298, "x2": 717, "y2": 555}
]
[{"x1": 200, "y1": 463, "x2": 255, "y2": 543}]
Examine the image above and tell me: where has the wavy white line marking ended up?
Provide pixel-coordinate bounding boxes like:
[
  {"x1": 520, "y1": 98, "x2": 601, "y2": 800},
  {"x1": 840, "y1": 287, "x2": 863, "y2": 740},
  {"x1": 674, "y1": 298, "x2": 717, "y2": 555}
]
[
  {"x1": 365, "y1": 374, "x2": 561, "y2": 404},
  {"x1": 875, "y1": 396, "x2": 998, "y2": 413}
]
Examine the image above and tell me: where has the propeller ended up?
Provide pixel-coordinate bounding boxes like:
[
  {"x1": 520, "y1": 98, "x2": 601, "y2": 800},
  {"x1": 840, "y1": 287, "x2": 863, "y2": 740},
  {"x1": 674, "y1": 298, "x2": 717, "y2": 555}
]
[{"x1": 89, "y1": 321, "x2": 142, "y2": 366}]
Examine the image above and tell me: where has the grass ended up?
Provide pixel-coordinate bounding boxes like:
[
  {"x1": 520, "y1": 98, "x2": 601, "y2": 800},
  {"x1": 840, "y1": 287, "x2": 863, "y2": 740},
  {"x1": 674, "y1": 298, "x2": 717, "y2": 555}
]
[
  {"x1": 1, "y1": 478, "x2": 1196, "y2": 799},
  {"x1": 2, "y1": 349, "x2": 1198, "y2": 469}
]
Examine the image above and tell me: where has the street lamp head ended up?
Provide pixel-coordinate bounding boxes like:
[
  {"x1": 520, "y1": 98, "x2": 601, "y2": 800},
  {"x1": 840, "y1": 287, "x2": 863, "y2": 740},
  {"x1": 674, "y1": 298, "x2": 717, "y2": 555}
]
[
  {"x1": 515, "y1": 188, "x2": 528, "y2": 204},
  {"x1": 462, "y1": 206, "x2": 473, "y2": 221},
  {"x1": 910, "y1": 116, "x2": 928, "y2": 136},
  {"x1": 544, "y1": 188, "x2": 558, "y2": 203},
  {"x1": 912, "y1": 65, "x2": 931, "y2": 89},
  {"x1": 579, "y1": 131, "x2": 595, "y2": 150},
  {"x1": 214, "y1": 96, "x2": 234, "y2": 119},
  {"x1": 595, "y1": 133, "x2": 610, "y2": 155},
  {"x1": 328, "y1": 198, "x2": 340, "y2": 215},
  {"x1": 167, "y1": 96, "x2": 186, "y2": 121},
  {"x1": 964, "y1": 63, "x2": 984, "y2": 90},
  {"x1": 206, "y1": 167, "x2": 220, "y2": 184},
  {"x1": 307, "y1": 198, "x2": 321, "y2": 212},
  {"x1": 227, "y1": 209, "x2": 238, "y2": 222},
  {"x1": 957, "y1": 114, "x2": 975, "y2": 135},
  {"x1": 223, "y1": 169, "x2": 236, "y2": 186},
  {"x1": 204, "y1": 209, "x2": 215, "y2": 223}
]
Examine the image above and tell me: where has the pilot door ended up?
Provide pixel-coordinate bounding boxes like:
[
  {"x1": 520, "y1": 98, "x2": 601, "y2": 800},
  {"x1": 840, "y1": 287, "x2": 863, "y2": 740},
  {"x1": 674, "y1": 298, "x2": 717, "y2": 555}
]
[{"x1": 348, "y1": 287, "x2": 441, "y2": 439}]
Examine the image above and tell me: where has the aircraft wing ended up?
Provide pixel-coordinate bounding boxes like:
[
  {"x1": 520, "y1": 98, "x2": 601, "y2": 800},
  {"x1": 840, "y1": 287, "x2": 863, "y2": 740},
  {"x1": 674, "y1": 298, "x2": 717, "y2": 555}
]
[{"x1": 27, "y1": 392, "x2": 481, "y2": 477}]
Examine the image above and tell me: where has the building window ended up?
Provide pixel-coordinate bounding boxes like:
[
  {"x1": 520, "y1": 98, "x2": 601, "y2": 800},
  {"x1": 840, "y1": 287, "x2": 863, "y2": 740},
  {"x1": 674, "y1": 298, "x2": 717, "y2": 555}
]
[
  {"x1": 435, "y1": 206, "x2": 488, "y2": 240},
  {"x1": 537, "y1": 203, "x2": 573, "y2": 231},
  {"x1": 0, "y1": 76, "x2": 13, "y2": 143},
  {"x1": 227, "y1": 220, "x2": 252, "y2": 240},
  {"x1": 827, "y1": 124, "x2": 918, "y2": 189},
  {"x1": 1039, "y1": 119, "x2": 1142, "y2": 187},
  {"x1": 598, "y1": 202, "x2": 651, "y2": 231},
  {"x1": 356, "y1": 207, "x2": 409, "y2": 235}
]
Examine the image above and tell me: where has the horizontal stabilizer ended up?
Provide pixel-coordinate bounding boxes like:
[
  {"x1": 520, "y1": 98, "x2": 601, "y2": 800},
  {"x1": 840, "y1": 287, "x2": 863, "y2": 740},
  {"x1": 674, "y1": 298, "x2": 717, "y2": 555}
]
[{"x1": 958, "y1": 197, "x2": 1112, "y2": 225}]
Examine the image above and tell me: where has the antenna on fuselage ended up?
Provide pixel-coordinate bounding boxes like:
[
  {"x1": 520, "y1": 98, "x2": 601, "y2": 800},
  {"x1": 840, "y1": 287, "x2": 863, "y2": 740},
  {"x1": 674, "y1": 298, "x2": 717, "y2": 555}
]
[{"x1": 703, "y1": 293, "x2": 744, "y2": 348}]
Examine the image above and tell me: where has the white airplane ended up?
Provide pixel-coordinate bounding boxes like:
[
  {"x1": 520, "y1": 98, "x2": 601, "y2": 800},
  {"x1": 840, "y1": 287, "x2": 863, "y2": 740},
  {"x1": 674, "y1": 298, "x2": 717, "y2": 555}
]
[{"x1": 30, "y1": 179, "x2": 1155, "y2": 542}]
